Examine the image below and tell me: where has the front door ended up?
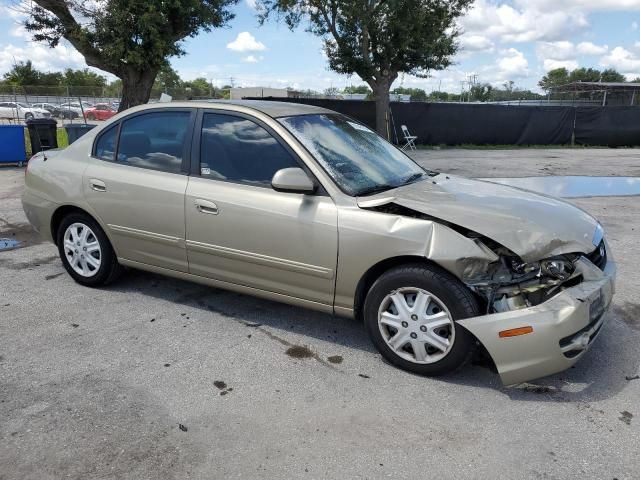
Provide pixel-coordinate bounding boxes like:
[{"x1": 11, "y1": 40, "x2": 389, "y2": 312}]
[
  {"x1": 83, "y1": 109, "x2": 195, "y2": 272},
  {"x1": 185, "y1": 111, "x2": 338, "y2": 305}
]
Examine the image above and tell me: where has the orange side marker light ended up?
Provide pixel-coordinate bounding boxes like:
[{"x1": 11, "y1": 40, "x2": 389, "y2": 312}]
[{"x1": 499, "y1": 326, "x2": 534, "y2": 338}]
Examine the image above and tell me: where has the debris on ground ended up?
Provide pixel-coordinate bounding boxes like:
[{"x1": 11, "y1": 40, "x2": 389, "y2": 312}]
[
  {"x1": 327, "y1": 355, "x2": 343, "y2": 364},
  {"x1": 178, "y1": 424, "x2": 188, "y2": 432},
  {"x1": 625, "y1": 375, "x2": 639, "y2": 381},
  {"x1": 619, "y1": 411, "x2": 633, "y2": 425},
  {"x1": 286, "y1": 345, "x2": 314, "y2": 359},
  {"x1": 517, "y1": 383, "x2": 557, "y2": 394}
]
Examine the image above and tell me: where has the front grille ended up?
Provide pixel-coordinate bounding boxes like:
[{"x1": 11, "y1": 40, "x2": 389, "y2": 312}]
[{"x1": 586, "y1": 240, "x2": 607, "y2": 270}]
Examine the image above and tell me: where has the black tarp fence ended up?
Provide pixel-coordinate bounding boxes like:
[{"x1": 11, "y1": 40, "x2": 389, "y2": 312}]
[{"x1": 246, "y1": 97, "x2": 640, "y2": 147}]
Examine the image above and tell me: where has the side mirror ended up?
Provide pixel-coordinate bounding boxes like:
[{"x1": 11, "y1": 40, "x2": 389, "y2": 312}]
[{"x1": 271, "y1": 167, "x2": 316, "y2": 194}]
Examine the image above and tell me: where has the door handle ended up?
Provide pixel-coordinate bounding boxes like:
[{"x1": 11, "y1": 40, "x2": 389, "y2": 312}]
[
  {"x1": 89, "y1": 179, "x2": 107, "y2": 192},
  {"x1": 194, "y1": 199, "x2": 219, "y2": 215}
]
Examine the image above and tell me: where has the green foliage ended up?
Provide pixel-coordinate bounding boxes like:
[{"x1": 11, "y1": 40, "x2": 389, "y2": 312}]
[
  {"x1": 3, "y1": 61, "x2": 49, "y2": 85},
  {"x1": 184, "y1": 77, "x2": 212, "y2": 97},
  {"x1": 539, "y1": 67, "x2": 627, "y2": 92},
  {"x1": 260, "y1": 0, "x2": 471, "y2": 86},
  {"x1": 62, "y1": 68, "x2": 106, "y2": 87},
  {"x1": 343, "y1": 85, "x2": 371, "y2": 94},
  {"x1": 392, "y1": 86, "x2": 428, "y2": 101},
  {"x1": 154, "y1": 63, "x2": 184, "y2": 90},
  {"x1": 258, "y1": 0, "x2": 472, "y2": 134},
  {"x1": 429, "y1": 90, "x2": 450, "y2": 101},
  {"x1": 25, "y1": 0, "x2": 237, "y2": 108},
  {"x1": 323, "y1": 86, "x2": 340, "y2": 96}
]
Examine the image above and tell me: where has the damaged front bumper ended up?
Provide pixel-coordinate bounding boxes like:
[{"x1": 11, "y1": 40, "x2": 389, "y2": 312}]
[{"x1": 457, "y1": 257, "x2": 616, "y2": 385}]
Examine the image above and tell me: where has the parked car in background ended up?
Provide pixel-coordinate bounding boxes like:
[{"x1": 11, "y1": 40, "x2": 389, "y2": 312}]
[
  {"x1": 0, "y1": 102, "x2": 51, "y2": 120},
  {"x1": 31, "y1": 103, "x2": 60, "y2": 115},
  {"x1": 22, "y1": 101, "x2": 616, "y2": 386},
  {"x1": 56, "y1": 102, "x2": 93, "y2": 119},
  {"x1": 84, "y1": 103, "x2": 117, "y2": 121}
]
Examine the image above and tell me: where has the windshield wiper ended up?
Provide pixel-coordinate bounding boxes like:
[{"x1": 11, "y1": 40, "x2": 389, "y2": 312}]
[
  {"x1": 401, "y1": 172, "x2": 428, "y2": 185},
  {"x1": 356, "y1": 184, "x2": 396, "y2": 197}
]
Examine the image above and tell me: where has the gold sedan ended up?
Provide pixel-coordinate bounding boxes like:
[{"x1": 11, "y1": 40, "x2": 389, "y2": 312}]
[{"x1": 22, "y1": 100, "x2": 615, "y2": 385}]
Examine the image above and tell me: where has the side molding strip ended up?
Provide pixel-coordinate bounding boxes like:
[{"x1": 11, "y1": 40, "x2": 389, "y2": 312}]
[{"x1": 186, "y1": 239, "x2": 334, "y2": 279}]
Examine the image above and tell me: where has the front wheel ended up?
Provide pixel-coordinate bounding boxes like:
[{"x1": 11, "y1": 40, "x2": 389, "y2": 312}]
[
  {"x1": 364, "y1": 263, "x2": 480, "y2": 376},
  {"x1": 56, "y1": 213, "x2": 122, "y2": 287}
]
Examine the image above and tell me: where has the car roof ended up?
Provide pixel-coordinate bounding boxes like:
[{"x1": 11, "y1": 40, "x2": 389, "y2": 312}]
[
  {"x1": 217, "y1": 100, "x2": 331, "y2": 117},
  {"x1": 184, "y1": 100, "x2": 333, "y2": 118}
]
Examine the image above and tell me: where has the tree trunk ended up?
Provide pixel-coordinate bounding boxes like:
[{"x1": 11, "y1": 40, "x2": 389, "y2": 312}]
[
  {"x1": 118, "y1": 69, "x2": 158, "y2": 112},
  {"x1": 371, "y1": 81, "x2": 391, "y2": 140}
]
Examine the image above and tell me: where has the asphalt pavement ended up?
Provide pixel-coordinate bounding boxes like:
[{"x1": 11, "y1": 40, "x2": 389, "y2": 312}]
[{"x1": 1, "y1": 148, "x2": 639, "y2": 479}]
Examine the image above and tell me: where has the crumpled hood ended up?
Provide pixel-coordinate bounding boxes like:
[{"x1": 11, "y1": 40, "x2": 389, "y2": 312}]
[{"x1": 357, "y1": 174, "x2": 599, "y2": 262}]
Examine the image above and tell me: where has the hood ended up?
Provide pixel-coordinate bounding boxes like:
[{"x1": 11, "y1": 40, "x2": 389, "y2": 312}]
[{"x1": 357, "y1": 174, "x2": 599, "y2": 262}]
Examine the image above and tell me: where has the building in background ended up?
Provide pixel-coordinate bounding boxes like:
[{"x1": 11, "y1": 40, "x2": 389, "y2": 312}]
[{"x1": 230, "y1": 87, "x2": 302, "y2": 100}]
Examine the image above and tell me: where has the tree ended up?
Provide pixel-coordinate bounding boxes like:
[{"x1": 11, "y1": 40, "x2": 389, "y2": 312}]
[
  {"x1": 324, "y1": 86, "x2": 340, "y2": 96},
  {"x1": 429, "y1": 90, "x2": 450, "y2": 101},
  {"x1": 259, "y1": 0, "x2": 472, "y2": 138},
  {"x1": 24, "y1": 0, "x2": 237, "y2": 111},
  {"x1": 600, "y1": 68, "x2": 626, "y2": 83},
  {"x1": 342, "y1": 84, "x2": 371, "y2": 94},
  {"x1": 568, "y1": 67, "x2": 602, "y2": 83},
  {"x1": 155, "y1": 63, "x2": 184, "y2": 91},
  {"x1": 468, "y1": 83, "x2": 492, "y2": 102},
  {"x1": 63, "y1": 68, "x2": 106, "y2": 87},
  {"x1": 392, "y1": 86, "x2": 428, "y2": 102},
  {"x1": 538, "y1": 68, "x2": 569, "y2": 93},
  {"x1": 184, "y1": 77, "x2": 212, "y2": 98},
  {"x1": 2, "y1": 60, "x2": 43, "y2": 85}
]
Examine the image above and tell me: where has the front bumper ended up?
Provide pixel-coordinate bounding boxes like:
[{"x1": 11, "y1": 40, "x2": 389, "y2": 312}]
[{"x1": 458, "y1": 257, "x2": 616, "y2": 385}]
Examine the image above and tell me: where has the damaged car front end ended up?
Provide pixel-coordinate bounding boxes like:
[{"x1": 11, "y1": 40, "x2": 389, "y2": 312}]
[{"x1": 354, "y1": 179, "x2": 616, "y2": 385}]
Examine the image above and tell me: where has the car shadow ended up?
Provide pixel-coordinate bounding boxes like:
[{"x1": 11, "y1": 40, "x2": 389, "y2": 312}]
[
  {"x1": 108, "y1": 268, "x2": 639, "y2": 404},
  {"x1": 109, "y1": 268, "x2": 376, "y2": 354}
]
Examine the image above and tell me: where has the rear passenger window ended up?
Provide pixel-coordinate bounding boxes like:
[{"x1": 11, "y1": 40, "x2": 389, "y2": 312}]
[
  {"x1": 94, "y1": 125, "x2": 117, "y2": 161},
  {"x1": 200, "y1": 113, "x2": 298, "y2": 186},
  {"x1": 117, "y1": 111, "x2": 190, "y2": 174}
]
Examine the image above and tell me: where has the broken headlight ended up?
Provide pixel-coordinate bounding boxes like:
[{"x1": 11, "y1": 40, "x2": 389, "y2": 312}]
[{"x1": 540, "y1": 259, "x2": 575, "y2": 281}]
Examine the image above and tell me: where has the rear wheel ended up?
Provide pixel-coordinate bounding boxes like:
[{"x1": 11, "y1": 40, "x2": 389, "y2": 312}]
[
  {"x1": 364, "y1": 263, "x2": 480, "y2": 376},
  {"x1": 56, "y1": 213, "x2": 122, "y2": 287}
]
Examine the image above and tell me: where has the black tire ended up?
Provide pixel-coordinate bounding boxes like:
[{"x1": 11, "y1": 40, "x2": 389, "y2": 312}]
[
  {"x1": 25, "y1": 113, "x2": 33, "y2": 120},
  {"x1": 364, "y1": 263, "x2": 480, "y2": 377},
  {"x1": 56, "y1": 212, "x2": 122, "y2": 287}
]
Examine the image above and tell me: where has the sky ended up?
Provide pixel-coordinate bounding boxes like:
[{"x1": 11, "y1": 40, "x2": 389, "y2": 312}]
[{"x1": 0, "y1": 0, "x2": 639, "y2": 94}]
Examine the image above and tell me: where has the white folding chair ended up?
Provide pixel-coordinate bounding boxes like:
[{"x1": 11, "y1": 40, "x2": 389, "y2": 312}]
[{"x1": 400, "y1": 125, "x2": 418, "y2": 150}]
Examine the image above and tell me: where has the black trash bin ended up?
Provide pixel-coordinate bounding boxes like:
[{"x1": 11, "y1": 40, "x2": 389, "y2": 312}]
[
  {"x1": 65, "y1": 123, "x2": 97, "y2": 144},
  {"x1": 25, "y1": 118, "x2": 58, "y2": 154}
]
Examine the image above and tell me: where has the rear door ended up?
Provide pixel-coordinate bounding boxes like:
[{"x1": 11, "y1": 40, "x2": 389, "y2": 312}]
[
  {"x1": 184, "y1": 110, "x2": 338, "y2": 305},
  {"x1": 83, "y1": 108, "x2": 196, "y2": 272}
]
